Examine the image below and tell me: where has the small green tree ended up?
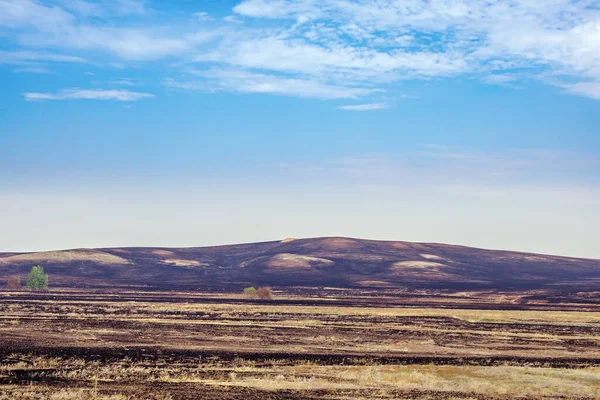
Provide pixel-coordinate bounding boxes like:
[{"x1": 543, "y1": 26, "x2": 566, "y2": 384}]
[
  {"x1": 243, "y1": 286, "x2": 257, "y2": 298},
  {"x1": 27, "y1": 266, "x2": 48, "y2": 290}
]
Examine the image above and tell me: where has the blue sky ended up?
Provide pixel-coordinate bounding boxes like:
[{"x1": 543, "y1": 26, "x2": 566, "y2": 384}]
[{"x1": 1, "y1": 0, "x2": 599, "y2": 257}]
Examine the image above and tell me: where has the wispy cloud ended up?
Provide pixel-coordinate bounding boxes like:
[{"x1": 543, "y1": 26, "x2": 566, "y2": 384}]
[
  {"x1": 0, "y1": 50, "x2": 86, "y2": 65},
  {"x1": 194, "y1": 12, "x2": 213, "y2": 22},
  {"x1": 0, "y1": 50, "x2": 86, "y2": 75},
  {"x1": 13, "y1": 66, "x2": 52, "y2": 74},
  {"x1": 110, "y1": 0, "x2": 147, "y2": 16},
  {"x1": 109, "y1": 78, "x2": 138, "y2": 87},
  {"x1": 223, "y1": 15, "x2": 243, "y2": 24},
  {"x1": 1, "y1": 0, "x2": 600, "y2": 102},
  {"x1": 228, "y1": 0, "x2": 600, "y2": 101},
  {"x1": 23, "y1": 88, "x2": 154, "y2": 102},
  {"x1": 55, "y1": 0, "x2": 147, "y2": 17},
  {"x1": 339, "y1": 103, "x2": 389, "y2": 111},
  {"x1": 54, "y1": 0, "x2": 103, "y2": 17},
  {"x1": 561, "y1": 81, "x2": 600, "y2": 101},
  {"x1": 167, "y1": 69, "x2": 373, "y2": 99},
  {"x1": 277, "y1": 147, "x2": 600, "y2": 186},
  {"x1": 0, "y1": 0, "x2": 218, "y2": 61},
  {"x1": 25, "y1": 27, "x2": 201, "y2": 61}
]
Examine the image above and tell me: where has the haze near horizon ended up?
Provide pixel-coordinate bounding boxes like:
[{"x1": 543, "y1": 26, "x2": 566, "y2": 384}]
[{"x1": 1, "y1": 0, "x2": 599, "y2": 258}]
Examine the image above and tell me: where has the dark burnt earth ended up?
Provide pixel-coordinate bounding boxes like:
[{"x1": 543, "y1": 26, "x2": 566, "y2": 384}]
[{"x1": 1, "y1": 237, "x2": 599, "y2": 291}]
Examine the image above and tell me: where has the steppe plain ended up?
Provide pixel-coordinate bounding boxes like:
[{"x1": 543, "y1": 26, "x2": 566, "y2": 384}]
[{"x1": 1, "y1": 238, "x2": 599, "y2": 399}]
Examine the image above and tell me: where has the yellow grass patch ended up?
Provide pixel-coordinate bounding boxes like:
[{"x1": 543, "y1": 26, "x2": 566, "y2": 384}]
[
  {"x1": 392, "y1": 261, "x2": 447, "y2": 269},
  {"x1": 162, "y1": 259, "x2": 205, "y2": 267},
  {"x1": 419, "y1": 254, "x2": 444, "y2": 260},
  {"x1": 267, "y1": 254, "x2": 334, "y2": 269},
  {"x1": 358, "y1": 280, "x2": 393, "y2": 287},
  {"x1": 0, "y1": 250, "x2": 130, "y2": 265},
  {"x1": 152, "y1": 250, "x2": 175, "y2": 257}
]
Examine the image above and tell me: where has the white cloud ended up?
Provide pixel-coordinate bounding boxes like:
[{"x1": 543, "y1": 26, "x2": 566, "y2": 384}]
[
  {"x1": 13, "y1": 66, "x2": 51, "y2": 74},
  {"x1": 25, "y1": 26, "x2": 197, "y2": 61},
  {"x1": 339, "y1": 103, "x2": 389, "y2": 111},
  {"x1": 55, "y1": 0, "x2": 147, "y2": 17},
  {"x1": 0, "y1": 50, "x2": 85, "y2": 74},
  {"x1": 54, "y1": 0, "x2": 103, "y2": 17},
  {"x1": 562, "y1": 80, "x2": 600, "y2": 100},
  {"x1": 0, "y1": 0, "x2": 218, "y2": 61},
  {"x1": 23, "y1": 88, "x2": 154, "y2": 101},
  {"x1": 0, "y1": 50, "x2": 86, "y2": 64},
  {"x1": 229, "y1": 0, "x2": 600, "y2": 100},
  {"x1": 197, "y1": 36, "x2": 468, "y2": 78},
  {"x1": 279, "y1": 147, "x2": 600, "y2": 187},
  {"x1": 484, "y1": 73, "x2": 521, "y2": 85},
  {"x1": 110, "y1": 0, "x2": 147, "y2": 16},
  {"x1": 194, "y1": 12, "x2": 213, "y2": 22},
  {"x1": 1, "y1": 0, "x2": 600, "y2": 101},
  {"x1": 0, "y1": 0, "x2": 75, "y2": 30},
  {"x1": 110, "y1": 78, "x2": 138, "y2": 86},
  {"x1": 223, "y1": 15, "x2": 243, "y2": 24},
  {"x1": 166, "y1": 69, "x2": 372, "y2": 99},
  {"x1": 233, "y1": 0, "x2": 300, "y2": 19}
]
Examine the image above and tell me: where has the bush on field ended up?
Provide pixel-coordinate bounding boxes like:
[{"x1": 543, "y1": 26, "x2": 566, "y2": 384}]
[
  {"x1": 243, "y1": 286, "x2": 257, "y2": 298},
  {"x1": 256, "y1": 287, "x2": 273, "y2": 300},
  {"x1": 5, "y1": 276, "x2": 21, "y2": 290}
]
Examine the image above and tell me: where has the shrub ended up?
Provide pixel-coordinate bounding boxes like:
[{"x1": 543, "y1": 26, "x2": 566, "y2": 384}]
[
  {"x1": 27, "y1": 265, "x2": 49, "y2": 290},
  {"x1": 256, "y1": 287, "x2": 274, "y2": 300},
  {"x1": 243, "y1": 286, "x2": 257, "y2": 298},
  {"x1": 5, "y1": 276, "x2": 21, "y2": 290}
]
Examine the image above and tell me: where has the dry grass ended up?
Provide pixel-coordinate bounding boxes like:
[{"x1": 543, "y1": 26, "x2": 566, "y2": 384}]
[
  {"x1": 209, "y1": 364, "x2": 600, "y2": 397},
  {"x1": 161, "y1": 259, "x2": 205, "y2": 267},
  {"x1": 0, "y1": 389, "x2": 131, "y2": 400},
  {"x1": 123, "y1": 301, "x2": 600, "y2": 326},
  {"x1": 2, "y1": 289, "x2": 599, "y2": 399},
  {"x1": 0, "y1": 250, "x2": 129, "y2": 265},
  {"x1": 2, "y1": 356, "x2": 599, "y2": 399},
  {"x1": 392, "y1": 261, "x2": 448, "y2": 269},
  {"x1": 267, "y1": 253, "x2": 334, "y2": 269},
  {"x1": 2, "y1": 294, "x2": 599, "y2": 360}
]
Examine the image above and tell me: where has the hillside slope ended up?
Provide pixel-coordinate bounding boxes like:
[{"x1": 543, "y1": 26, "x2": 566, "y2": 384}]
[{"x1": 1, "y1": 237, "x2": 599, "y2": 290}]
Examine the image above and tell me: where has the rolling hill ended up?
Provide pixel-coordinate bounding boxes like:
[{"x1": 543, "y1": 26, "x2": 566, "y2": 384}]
[{"x1": 1, "y1": 237, "x2": 599, "y2": 291}]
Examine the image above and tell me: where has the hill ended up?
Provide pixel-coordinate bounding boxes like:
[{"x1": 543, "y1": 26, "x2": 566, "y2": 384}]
[{"x1": 1, "y1": 237, "x2": 599, "y2": 291}]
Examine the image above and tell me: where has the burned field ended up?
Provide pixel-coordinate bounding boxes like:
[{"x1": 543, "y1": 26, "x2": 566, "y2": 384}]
[{"x1": 1, "y1": 289, "x2": 600, "y2": 399}]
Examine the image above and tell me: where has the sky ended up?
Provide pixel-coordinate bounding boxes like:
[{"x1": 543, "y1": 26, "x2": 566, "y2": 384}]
[{"x1": 0, "y1": 0, "x2": 599, "y2": 258}]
